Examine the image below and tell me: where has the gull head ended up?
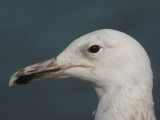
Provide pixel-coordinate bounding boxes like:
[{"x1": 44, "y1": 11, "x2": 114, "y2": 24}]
[
  {"x1": 9, "y1": 29, "x2": 152, "y2": 94},
  {"x1": 9, "y1": 29, "x2": 155, "y2": 120}
]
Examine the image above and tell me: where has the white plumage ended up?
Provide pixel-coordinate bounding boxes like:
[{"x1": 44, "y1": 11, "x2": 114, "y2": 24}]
[{"x1": 9, "y1": 29, "x2": 156, "y2": 120}]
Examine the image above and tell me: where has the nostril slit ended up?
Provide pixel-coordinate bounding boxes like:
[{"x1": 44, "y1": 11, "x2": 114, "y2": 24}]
[{"x1": 28, "y1": 69, "x2": 37, "y2": 73}]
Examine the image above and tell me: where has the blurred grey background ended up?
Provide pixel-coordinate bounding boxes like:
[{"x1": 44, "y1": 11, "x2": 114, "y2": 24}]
[{"x1": 1, "y1": 0, "x2": 160, "y2": 120}]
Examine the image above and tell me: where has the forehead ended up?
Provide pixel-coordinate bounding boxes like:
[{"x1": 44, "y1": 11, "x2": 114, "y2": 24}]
[
  {"x1": 69, "y1": 30, "x2": 109, "y2": 49},
  {"x1": 65, "y1": 29, "x2": 133, "y2": 54},
  {"x1": 69, "y1": 29, "x2": 126, "y2": 50}
]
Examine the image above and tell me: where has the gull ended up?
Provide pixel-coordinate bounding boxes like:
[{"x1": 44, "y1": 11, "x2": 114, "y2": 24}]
[{"x1": 9, "y1": 29, "x2": 156, "y2": 120}]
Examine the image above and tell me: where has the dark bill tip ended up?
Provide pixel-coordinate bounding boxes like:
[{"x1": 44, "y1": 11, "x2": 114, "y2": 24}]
[{"x1": 9, "y1": 67, "x2": 62, "y2": 87}]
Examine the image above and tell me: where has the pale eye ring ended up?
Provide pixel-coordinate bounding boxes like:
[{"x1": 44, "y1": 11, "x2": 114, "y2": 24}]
[{"x1": 88, "y1": 45, "x2": 100, "y2": 53}]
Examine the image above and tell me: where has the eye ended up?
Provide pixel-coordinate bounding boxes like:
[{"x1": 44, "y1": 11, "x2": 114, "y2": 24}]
[{"x1": 88, "y1": 45, "x2": 100, "y2": 53}]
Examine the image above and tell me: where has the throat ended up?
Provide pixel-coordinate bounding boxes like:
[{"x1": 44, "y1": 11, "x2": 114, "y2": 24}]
[{"x1": 94, "y1": 86, "x2": 156, "y2": 120}]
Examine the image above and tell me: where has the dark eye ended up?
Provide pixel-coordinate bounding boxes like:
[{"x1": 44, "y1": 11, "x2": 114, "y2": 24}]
[{"x1": 88, "y1": 45, "x2": 100, "y2": 53}]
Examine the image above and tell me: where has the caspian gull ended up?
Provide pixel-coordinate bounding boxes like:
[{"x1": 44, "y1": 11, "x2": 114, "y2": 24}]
[{"x1": 9, "y1": 29, "x2": 156, "y2": 120}]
